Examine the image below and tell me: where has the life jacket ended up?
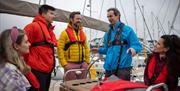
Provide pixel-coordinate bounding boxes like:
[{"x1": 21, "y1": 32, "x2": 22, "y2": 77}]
[
  {"x1": 107, "y1": 23, "x2": 128, "y2": 74},
  {"x1": 31, "y1": 22, "x2": 55, "y2": 48},
  {"x1": 144, "y1": 54, "x2": 168, "y2": 85},
  {"x1": 63, "y1": 26, "x2": 86, "y2": 63},
  {"x1": 64, "y1": 26, "x2": 86, "y2": 51},
  {"x1": 107, "y1": 23, "x2": 127, "y2": 47}
]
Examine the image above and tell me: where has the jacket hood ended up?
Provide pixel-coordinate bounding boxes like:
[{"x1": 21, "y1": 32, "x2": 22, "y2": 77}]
[{"x1": 33, "y1": 15, "x2": 55, "y2": 30}]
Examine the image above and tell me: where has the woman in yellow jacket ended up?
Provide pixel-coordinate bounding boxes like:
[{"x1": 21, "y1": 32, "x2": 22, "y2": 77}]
[{"x1": 57, "y1": 11, "x2": 96, "y2": 81}]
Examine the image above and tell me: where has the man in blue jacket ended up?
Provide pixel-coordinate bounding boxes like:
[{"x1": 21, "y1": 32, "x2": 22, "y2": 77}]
[{"x1": 91, "y1": 8, "x2": 142, "y2": 81}]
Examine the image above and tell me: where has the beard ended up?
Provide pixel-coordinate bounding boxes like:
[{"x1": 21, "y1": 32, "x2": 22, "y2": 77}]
[
  {"x1": 75, "y1": 22, "x2": 81, "y2": 27},
  {"x1": 74, "y1": 22, "x2": 81, "y2": 30}
]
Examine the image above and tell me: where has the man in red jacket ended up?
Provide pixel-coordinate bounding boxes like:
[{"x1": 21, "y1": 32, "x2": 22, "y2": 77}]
[{"x1": 24, "y1": 5, "x2": 57, "y2": 91}]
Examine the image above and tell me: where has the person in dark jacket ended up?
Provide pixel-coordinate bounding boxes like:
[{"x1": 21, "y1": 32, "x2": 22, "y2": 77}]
[
  {"x1": 144, "y1": 35, "x2": 180, "y2": 91},
  {"x1": 24, "y1": 5, "x2": 57, "y2": 91}
]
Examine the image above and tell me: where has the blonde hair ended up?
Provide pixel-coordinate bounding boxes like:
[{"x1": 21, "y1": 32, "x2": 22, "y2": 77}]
[{"x1": 0, "y1": 28, "x2": 30, "y2": 74}]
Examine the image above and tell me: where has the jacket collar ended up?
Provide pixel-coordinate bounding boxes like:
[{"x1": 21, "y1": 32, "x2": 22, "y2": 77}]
[
  {"x1": 33, "y1": 15, "x2": 55, "y2": 30},
  {"x1": 67, "y1": 23, "x2": 83, "y2": 32},
  {"x1": 109, "y1": 21, "x2": 121, "y2": 31}
]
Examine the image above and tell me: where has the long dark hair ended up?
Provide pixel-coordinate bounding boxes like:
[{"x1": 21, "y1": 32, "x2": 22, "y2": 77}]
[{"x1": 161, "y1": 35, "x2": 180, "y2": 76}]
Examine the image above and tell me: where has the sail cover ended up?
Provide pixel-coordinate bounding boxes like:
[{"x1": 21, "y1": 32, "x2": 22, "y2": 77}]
[{"x1": 0, "y1": 0, "x2": 109, "y2": 32}]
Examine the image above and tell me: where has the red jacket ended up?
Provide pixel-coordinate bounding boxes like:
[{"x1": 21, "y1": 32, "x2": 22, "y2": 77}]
[
  {"x1": 144, "y1": 54, "x2": 168, "y2": 85},
  {"x1": 26, "y1": 72, "x2": 40, "y2": 89},
  {"x1": 91, "y1": 79, "x2": 147, "y2": 91},
  {"x1": 24, "y1": 15, "x2": 57, "y2": 73}
]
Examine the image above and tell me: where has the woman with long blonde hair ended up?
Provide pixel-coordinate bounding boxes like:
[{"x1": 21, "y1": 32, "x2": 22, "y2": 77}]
[{"x1": 0, "y1": 27, "x2": 39, "y2": 91}]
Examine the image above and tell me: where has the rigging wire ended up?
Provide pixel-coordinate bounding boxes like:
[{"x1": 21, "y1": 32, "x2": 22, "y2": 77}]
[
  {"x1": 118, "y1": 0, "x2": 128, "y2": 25},
  {"x1": 152, "y1": 12, "x2": 166, "y2": 35},
  {"x1": 157, "y1": 17, "x2": 166, "y2": 34},
  {"x1": 150, "y1": 12, "x2": 155, "y2": 38},
  {"x1": 173, "y1": 28, "x2": 180, "y2": 35},
  {"x1": 115, "y1": 0, "x2": 117, "y2": 8},
  {"x1": 133, "y1": 0, "x2": 138, "y2": 34},
  {"x1": 99, "y1": 0, "x2": 104, "y2": 19},
  {"x1": 142, "y1": 5, "x2": 146, "y2": 41},
  {"x1": 82, "y1": 0, "x2": 87, "y2": 15},
  {"x1": 169, "y1": 0, "x2": 180, "y2": 34},
  {"x1": 161, "y1": 0, "x2": 171, "y2": 25},
  {"x1": 95, "y1": 0, "x2": 105, "y2": 38},
  {"x1": 135, "y1": 0, "x2": 153, "y2": 44},
  {"x1": 44, "y1": 0, "x2": 46, "y2": 4},
  {"x1": 82, "y1": 0, "x2": 88, "y2": 35},
  {"x1": 139, "y1": 0, "x2": 166, "y2": 38},
  {"x1": 89, "y1": 0, "x2": 92, "y2": 41},
  {"x1": 157, "y1": 0, "x2": 167, "y2": 18},
  {"x1": 39, "y1": 0, "x2": 41, "y2": 5},
  {"x1": 38, "y1": 0, "x2": 46, "y2": 5}
]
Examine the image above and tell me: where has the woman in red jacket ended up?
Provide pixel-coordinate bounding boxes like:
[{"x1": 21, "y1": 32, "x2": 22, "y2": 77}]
[
  {"x1": 144, "y1": 35, "x2": 180, "y2": 91},
  {"x1": 0, "y1": 27, "x2": 39, "y2": 91}
]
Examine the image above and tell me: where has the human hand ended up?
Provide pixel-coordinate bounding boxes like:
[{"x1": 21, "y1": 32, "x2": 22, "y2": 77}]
[
  {"x1": 23, "y1": 65, "x2": 31, "y2": 74},
  {"x1": 127, "y1": 48, "x2": 136, "y2": 57},
  {"x1": 64, "y1": 63, "x2": 71, "y2": 70},
  {"x1": 90, "y1": 48, "x2": 98, "y2": 53}
]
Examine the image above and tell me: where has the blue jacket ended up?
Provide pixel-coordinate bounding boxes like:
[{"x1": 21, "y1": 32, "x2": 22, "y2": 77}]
[{"x1": 98, "y1": 22, "x2": 142, "y2": 71}]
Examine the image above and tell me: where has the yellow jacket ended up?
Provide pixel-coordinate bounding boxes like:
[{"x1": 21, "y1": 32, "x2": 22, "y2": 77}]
[{"x1": 57, "y1": 24, "x2": 90, "y2": 67}]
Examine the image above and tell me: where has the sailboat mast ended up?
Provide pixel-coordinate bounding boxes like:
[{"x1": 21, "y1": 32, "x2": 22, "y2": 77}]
[
  {"x1": 151, "y1": 12, "x2": 155, "y2": 39},
  {"x1": 89, "y1": 0, "x2": 92, "y2": 41},
  {"x1": 142, "y1": 5, "x2": 146, "y2": 42},
  {"x1": 133, "y1": 0, "x2": 138, "y2": 35},
  {"x1": 38, "y1": 0, "x2": 46, "y2": 5}
]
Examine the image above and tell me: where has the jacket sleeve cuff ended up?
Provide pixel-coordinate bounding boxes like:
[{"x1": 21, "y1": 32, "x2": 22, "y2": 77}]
[
  {"x1": 60, "y1": 60, "x2": 68, "y2": 67},
  {"x1": 26, "y1": 72, "x2": 40, "y2": 89},
  {"x1": 85, "y1": 59, "x2": 90, "y2": 64}
]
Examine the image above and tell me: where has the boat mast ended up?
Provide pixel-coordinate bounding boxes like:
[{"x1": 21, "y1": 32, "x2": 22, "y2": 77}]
[
  {"x1": 133, "y1": 0, "x2": 138, "y2": 35},
  {"x1": 89, "y1": 0, "x2": 92, "y2": 41},
  {"x1": 151, "y1": 12, "x2": 155, "y2": 39},
  {"x1": 142, "y1": 5, "x2": 146, "y2": 42},
  {"x1": 38, "y1": 0, "x2": 46, "y2": 5}
]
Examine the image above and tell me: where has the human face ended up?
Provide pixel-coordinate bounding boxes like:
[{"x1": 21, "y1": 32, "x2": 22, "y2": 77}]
[
  {"x1": 153, "y1": 38, "x2": 169, "y2": 54},
  {"x1": 15, "y1": 35, "x2": 30, "y2": 55},
  {"x1": 107, "y1": 10, "x2": 119, "y2": 25},
  {"x1": 42, "y1": 10, "x2": 55, "y2": 23},
  {"x1": 71, "y1": 14, "x2": 82, "y2": 28}
]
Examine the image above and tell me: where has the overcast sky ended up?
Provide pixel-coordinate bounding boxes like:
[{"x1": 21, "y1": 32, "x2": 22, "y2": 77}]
[{"x1": 0, "y1": 0, "x2": 179, "y2": 41}]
